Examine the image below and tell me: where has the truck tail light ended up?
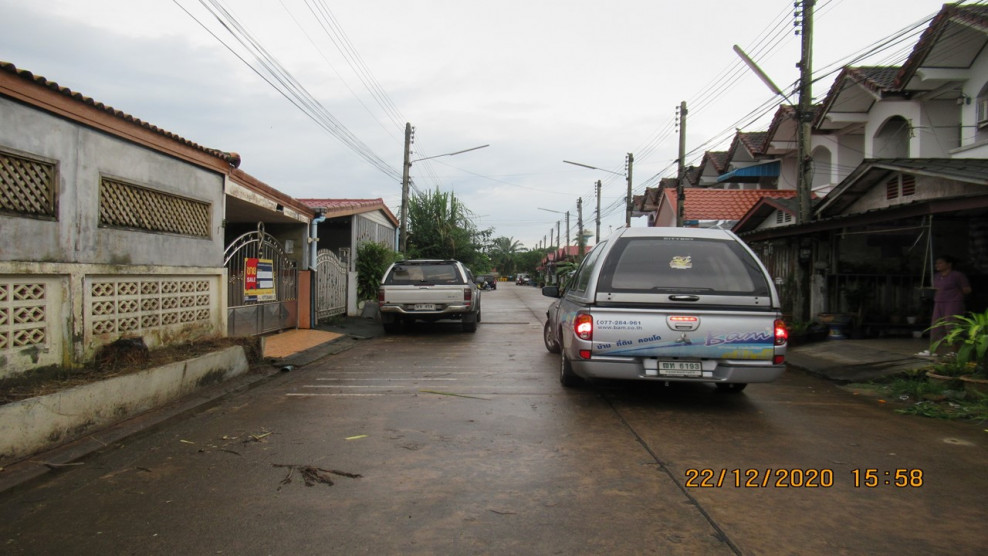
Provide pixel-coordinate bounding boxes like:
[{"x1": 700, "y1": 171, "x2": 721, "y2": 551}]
[
  {"x1": 464, "y1": 287, "x2": 472, "y2": 302},
  {"x1": 574, "y1": 314, "x2": 593, "y2": 341},
  {"x1": 378, "y1": 288, "x2": 385, "y2": 303},
  {"x1": 774, "y1": 319, "x2": 788, "y2": 346}
]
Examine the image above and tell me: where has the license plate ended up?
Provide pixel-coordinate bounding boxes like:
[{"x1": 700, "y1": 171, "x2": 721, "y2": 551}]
[
  {"x1": 657, "y1": 361, "x2": 702, "y2": 377},
  {"x1": 413, "y1": 304, "x2": 436, "y2": 311}
]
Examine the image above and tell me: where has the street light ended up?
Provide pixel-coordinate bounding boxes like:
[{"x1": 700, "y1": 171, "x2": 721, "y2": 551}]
[
  {"x1": 399, "y1": 122, "x2": 488, "y2": 252},
  {"x1": 563, "y1": 155, "x2": 634, "y2": 228}
]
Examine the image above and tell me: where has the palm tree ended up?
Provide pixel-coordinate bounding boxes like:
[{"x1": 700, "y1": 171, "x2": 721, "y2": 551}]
[{"x1": 489, "y1": 236, "x2": 526, "y2": 275}]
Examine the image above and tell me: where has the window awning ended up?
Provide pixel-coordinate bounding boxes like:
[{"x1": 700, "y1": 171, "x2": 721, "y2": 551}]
[{"x1": 717, "y1": 160, "x2": 780, "y2": 183}]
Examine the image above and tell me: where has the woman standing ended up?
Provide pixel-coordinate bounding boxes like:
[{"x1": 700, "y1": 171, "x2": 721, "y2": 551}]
[{"x1": 928, "y1": 255, "x2": 972, "y2": 354}]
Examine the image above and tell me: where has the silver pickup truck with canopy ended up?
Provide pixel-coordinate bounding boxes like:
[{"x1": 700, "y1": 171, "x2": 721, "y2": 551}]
[{"x1": 542, "y1": 227, "x2": 787, "y2": 391}]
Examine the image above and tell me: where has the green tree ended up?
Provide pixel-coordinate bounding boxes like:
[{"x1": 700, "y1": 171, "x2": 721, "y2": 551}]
[
  {"x1": 488, "y1": 236, "x2": 526, "y2": 275},
  {"x1": 407, "y1": 188, "x2": 491, "y2": 269}
]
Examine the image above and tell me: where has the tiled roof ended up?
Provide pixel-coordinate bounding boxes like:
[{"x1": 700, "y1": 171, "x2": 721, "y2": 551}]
[
  {"x1": 738, "y1": 132, "x2": 769, "y2": 156},
  {"x1": 662, "y1": 188, "x2": 798, "y2": 221},
  {"x1": 299, "y1": 198, "x2": 398, "y2": 225},
  {"x1": 685, "y1": 165, "x2": 700, "y2": 185},
  {"x1": 698, "y1": 151, "x2": 729, "y2": 174},
  {"x1": 300, "y1": 198, "x2": 385, "y2": 211},
  {"x1": 853, "y1": 66, "x2": 901, "y2": 91},
  {"x1": 0, "y1": 60, "x2": 241, "y2": 168},
  {"x1": 896, "y1": 4, "x2": 988, "y2": 88}
]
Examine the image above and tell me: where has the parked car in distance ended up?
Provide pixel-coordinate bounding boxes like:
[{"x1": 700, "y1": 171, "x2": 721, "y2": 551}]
[
  {"x1": 516, "y1": 273, "x2": 531, "y2": 285},
  {"x1": 542, "y1": 227, "x2": 787, "y2": 391},
  {"x1": 378, "y1": 259, "x2": 481, "y2": 333}
]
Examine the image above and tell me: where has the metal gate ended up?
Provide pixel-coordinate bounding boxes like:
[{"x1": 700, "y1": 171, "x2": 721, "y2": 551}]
[
  {"x1": 224, "y1": 223, "x2": 298, "y2": 336},
  {"x1": 316, "y1": 248, "x2": 349, "y2": 320}
]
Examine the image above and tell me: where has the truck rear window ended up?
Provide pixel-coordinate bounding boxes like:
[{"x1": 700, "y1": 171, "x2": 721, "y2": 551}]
[
  {"x1": 596, "y1": 237, "x2": 771, "y2": 296},
  {"x1": 385, "y1": 264, "x2": 465, "y2": 285}
]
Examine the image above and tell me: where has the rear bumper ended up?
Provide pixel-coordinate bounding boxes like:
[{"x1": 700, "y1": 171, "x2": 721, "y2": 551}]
[
  {"x1": 568, "y1": 355, "x2": 785, "y2": 384},
  {"x1": 380, "y1": 304, "x2": 472, "y2": 317}
]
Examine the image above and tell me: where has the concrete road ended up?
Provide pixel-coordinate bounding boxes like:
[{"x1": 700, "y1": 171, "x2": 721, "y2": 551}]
[{"x1": 1, "y1": 283, "x2": 985, "y2": 555}]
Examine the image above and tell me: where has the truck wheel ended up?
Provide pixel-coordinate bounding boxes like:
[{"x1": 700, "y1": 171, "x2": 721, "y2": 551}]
[
  {"x1": 462, "y1": 313, "x2": 478, "y2": 333},
  {"x1": 381, "y1": 314, "x2": 399, "y2": 334},
  {"x1": 715, "y1": 383, "x2": 747, "y2": 393},
  {"x1": 560, "y1": 352, "x2": 581, "y2": 387},
  {"x1": 543, "y1": 321, "x2": 560, "y2": 353}
]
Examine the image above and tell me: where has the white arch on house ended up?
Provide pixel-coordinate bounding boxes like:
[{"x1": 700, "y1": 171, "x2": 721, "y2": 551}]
[
  {"x1": 811, "y1": 145, "x2": 832, "y2": 190},
  {"x1": 873, "y1": 116, "x2": 911, "y2": 158}
]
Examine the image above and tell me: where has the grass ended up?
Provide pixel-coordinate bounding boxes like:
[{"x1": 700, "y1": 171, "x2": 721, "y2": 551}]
[{"x1": 844, "y1": 368, "x2": 988, "y2": 422}]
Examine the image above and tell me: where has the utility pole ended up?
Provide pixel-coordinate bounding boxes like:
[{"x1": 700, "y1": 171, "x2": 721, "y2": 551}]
[
  {"x1": 565, "y1": 211, "x2": 570, "y2": 249},
  {"x1": 556, "y1": 221, "x2": 561, "y2": 252},
  {"x1": 577, "y1": 197, "x2": 585, "y2": 258},
  {"x1": 677, "y1": 101, "x2": 687, "y2": 227},
  {"x1": 795, "y1": 0, "x2": 815, "y2": 322},
  {"x1": 550, "y1": 228, "x2": 554, "y2": 250},
  {"x1": 625, "y1": 153, "x2": 634, "y2": 227},
  {"x1": 796, "y1": 1, "x2": 814, "y2": 224},
  {"x1": 399, "y1": 122, "x2": 413, "y2": 253},
  {"x1": 595, "y1": 180, "x2": 601, "y2": 243}
]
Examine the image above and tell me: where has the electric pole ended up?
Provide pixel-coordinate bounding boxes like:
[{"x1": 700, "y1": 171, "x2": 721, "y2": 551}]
[
  {"x1": 399, "y1": 123, "x2": 412, "y2": 253},
  {"x1": 625, "y1": 153, "x2": 634, "y2": 227},
  {"x1": 565, "y1": 211, "x2": 570, "y2": 250},
  {"x1": 595, "y1": 180, "x2": 601, "y2": 243},
  {"x1": 556, "y1": 221, "x2": 561, "y2": 252},
  {"x1": 677, "y1": 101, "x2": 687, "y2": 227},
  {"x1": 796, "y1": 1, "x2": 814, "y2": 224},
  {"x1": 577, "y1": 197, "x2": 585, "y2": 258}
]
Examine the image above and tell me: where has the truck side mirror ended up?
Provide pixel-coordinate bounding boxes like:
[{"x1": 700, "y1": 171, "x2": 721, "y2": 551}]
[{"x1": 542, "y1": 286, "x2": 560, "y2": 298}]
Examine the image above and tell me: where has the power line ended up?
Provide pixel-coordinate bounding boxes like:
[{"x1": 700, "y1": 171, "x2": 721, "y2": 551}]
[{"x1": 174, "y1": 0, "x2": 402, "y2": 182}]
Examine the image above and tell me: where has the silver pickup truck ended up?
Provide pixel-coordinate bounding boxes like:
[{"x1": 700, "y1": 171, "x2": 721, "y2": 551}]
[
  {"x1": 378, "y1": 259, "x2": 481, "y2": 333},
  {"x1": 542, "y1": 227, "x2": 787, "y2": 392}
]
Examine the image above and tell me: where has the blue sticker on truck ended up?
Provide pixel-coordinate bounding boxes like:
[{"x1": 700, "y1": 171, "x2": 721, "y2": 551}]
[{"x1": 595, "y1": 331, "x2": 774, "y2": 359}]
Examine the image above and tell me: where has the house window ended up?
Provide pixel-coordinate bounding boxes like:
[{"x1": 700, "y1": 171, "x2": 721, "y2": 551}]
[
  {"x1": 775, "y1": 211, "x2": 793, "y2": 225},
  {"x1": 99, "y1": 176, "x2": 211, "y2": 238},
  {"x1": 0, "y1": 148, "x2": 57, "y2": 219}
]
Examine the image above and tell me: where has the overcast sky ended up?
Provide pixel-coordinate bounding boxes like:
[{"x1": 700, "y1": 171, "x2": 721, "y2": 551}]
[{"x1": 0, "y1": 0, "x2": 952, "y2": 248}]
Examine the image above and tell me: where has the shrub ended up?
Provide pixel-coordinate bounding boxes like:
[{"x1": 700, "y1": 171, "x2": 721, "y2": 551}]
[{"x1": 356, "y1": 241, "x2": 400, "y2": 301}]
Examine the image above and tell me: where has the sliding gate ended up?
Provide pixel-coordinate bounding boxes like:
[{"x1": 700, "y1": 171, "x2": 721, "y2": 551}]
[{"x1": 224, "y1": 223, "x2": 298, "y2": 336}]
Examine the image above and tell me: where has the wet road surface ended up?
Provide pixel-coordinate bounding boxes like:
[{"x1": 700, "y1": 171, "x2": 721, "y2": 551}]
[{"x1": 1, "y1": 283, "x2": 985, "y2": 555}]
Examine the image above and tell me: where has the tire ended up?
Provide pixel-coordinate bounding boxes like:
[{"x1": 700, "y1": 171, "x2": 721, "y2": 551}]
[
  {"x1": 715, "y1": 383, "x2": 747, "y2": 393},
  {"x1": 381, "y1": 314, "x2": 399, "y2": 334},
  {"x1": 462, "y1": 312, "x2": 478, "y2": 333},
  {"x1": 560, "y1": 351, "x2": 581, "y2": 387},
  {"x1": 543, "y1": 321, "x2": 561, "y2": 353}
]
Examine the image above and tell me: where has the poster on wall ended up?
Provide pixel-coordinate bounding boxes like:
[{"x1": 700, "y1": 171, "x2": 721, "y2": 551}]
[{"x1": 244, "y1": 257, "x2": 276, "y2": 302}]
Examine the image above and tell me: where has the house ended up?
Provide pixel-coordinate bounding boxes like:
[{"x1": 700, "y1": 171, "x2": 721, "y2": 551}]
[
  {"x1": 298, "y1": 198, "x2": 398, "y2": 317},
  {"x1": 731, "y1": 3, "x2": 988, "y2": 327},
  {"x1": 649, "y1": 187, "x2": 799, "y2": 229},
  {"x1": 0, "y1": 60, "x2": 320, "y2": 376}
]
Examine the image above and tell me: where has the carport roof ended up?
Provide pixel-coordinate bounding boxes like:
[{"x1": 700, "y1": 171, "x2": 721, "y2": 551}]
[
  {"x1": 816, "y1": 158, "x2": 988, "y2": 217},
  {"x1": 299, "y1": 198, "x2": 399, "y2": 226}
]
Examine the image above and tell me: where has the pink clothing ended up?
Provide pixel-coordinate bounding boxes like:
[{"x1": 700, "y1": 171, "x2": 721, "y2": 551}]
[{"x1": 930, "y1": 270, "x2": 971, "y2": 346}]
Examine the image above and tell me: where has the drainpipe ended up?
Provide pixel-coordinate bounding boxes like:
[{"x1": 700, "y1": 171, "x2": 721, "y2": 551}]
[
  {"x1": 309, "y1": 211, "x2": 327, "y2": 271},
  {"x1": 309, "y1": 211, "x2": 327, "y2": 326}
]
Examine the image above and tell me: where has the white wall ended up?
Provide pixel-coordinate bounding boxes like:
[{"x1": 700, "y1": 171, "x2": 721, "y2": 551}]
[
  {"x1": 0, "y1": 97, "x2": 225, "y2": 268},
  {"x1": 864, "y1": 100, "x2": 921, "y2": 158}
]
